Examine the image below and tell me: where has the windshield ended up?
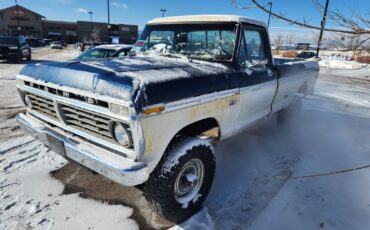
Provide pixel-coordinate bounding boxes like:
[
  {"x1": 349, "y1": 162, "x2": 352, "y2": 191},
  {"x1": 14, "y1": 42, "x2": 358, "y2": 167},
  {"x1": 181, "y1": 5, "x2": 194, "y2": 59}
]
[
  {"x1": 0, "y1": 37, "x2": 18, "y2": 45},
  {"x1": 76, "y1": 48, "x2": 117, "y2": 60},
  {"x1": 132, "y1": 23, "x2": 237, "y2": 62}
]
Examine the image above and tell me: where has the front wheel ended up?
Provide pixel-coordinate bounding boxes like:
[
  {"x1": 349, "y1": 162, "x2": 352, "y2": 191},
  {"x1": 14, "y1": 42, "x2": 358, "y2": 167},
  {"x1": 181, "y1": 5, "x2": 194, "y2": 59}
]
[{"x1": 143, "y1": 138, "x2": 215, "y2": 223}]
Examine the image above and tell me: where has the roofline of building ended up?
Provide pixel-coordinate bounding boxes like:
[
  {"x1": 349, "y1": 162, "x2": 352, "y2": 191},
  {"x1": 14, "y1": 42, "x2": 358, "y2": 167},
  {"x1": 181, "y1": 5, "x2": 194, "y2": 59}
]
[
  {"x1": 42, "y1": 19, "x2": 76, "y2": 25},
  {"x1": 0, "y1": 5, "x2": 46, "y2": 18},
  {"x1": 77, "y1": 20, "x2": 137, "y2": 27}
]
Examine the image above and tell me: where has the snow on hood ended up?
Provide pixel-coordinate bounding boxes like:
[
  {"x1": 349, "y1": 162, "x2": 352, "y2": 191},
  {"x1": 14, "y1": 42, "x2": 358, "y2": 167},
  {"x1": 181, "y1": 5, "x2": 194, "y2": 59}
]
[
  {"x1": 18, "y1": 56, "x2": 231, "y2": 111},
  {"x1": 82, "y1": 56, "x2": 229, "y2": 82}
]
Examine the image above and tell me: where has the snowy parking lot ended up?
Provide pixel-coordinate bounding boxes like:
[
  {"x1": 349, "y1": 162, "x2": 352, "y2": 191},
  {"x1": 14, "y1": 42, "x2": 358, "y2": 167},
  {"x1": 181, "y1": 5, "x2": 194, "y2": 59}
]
[{"x1": 1, "y1": 48, "x2": 370, "y2": 229}]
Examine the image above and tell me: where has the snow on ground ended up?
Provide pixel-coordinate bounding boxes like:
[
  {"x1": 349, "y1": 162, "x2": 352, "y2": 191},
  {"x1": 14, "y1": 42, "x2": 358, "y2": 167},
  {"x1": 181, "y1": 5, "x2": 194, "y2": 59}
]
[
  {"x1": 248, "y1": 110, "x2": 370, "y2": 230},
  {"x1": 0, "y1": 136, "x2": 138, "y2": 230},
  {"x1": 1, "y1": 48, "x2": 370, "y2": 229}
]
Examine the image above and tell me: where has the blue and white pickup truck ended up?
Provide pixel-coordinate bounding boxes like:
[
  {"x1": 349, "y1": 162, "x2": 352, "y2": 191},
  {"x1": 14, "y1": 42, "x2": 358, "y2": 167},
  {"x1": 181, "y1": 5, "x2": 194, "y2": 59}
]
[{"x1": 16, "y1": 15, "x2": 318, "y2": 222}]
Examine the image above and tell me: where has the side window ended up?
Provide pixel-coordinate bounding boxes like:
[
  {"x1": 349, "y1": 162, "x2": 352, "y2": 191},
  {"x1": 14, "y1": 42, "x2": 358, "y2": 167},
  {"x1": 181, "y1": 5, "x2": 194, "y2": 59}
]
[
  {"x1": 147, "y1": 31, "x2": 174, "y2": 50},
  {"x1": 116, "y1": 50, "x2": 127, "y2": 58},
  {"x1": 238, "y1": 28, "x2": 267, "y2": 67}
]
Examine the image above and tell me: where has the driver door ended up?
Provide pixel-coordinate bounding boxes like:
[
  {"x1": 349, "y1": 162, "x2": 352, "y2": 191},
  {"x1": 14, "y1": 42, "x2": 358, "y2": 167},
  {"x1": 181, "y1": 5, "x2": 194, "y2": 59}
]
[{"x1": 235, "y1": 25, "x2": 277, "y2": 130}]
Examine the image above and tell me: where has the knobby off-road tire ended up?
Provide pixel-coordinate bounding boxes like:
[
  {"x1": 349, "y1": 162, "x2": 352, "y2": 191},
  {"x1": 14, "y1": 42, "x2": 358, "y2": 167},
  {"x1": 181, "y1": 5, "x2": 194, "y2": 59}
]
[{"x1": 143, "y1": 137, "x2": 216, "y2": 223}]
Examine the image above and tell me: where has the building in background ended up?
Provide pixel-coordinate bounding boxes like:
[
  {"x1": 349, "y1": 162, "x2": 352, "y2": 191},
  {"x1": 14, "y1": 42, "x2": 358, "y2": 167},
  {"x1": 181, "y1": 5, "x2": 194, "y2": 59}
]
[
  {"x1": 0, "y1": 5, "x2": 45, "y2": 37},
  {"x1": 0, "y1": 5, "x2": 138, "y2": 44},
  {"x1": 42, "y1": 20, "x2": 78, "y2": 43}
]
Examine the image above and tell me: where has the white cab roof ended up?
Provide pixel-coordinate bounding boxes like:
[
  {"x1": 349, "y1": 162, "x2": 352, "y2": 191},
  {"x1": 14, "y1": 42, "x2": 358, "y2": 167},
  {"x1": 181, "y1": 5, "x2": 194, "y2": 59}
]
[
  {"x1": 96, "y1": 44, "x2": 133, "y2": 50},
  {"x1": 147, "y1": 15, "x2": 267, "y2": 28}
]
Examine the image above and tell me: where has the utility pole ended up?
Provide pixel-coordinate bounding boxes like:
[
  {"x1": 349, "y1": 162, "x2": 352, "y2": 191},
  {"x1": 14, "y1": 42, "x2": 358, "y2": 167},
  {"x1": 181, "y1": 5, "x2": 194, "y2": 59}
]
[
  {"x1": 88, "y1": 11, "x2": 93, "y2": 39},
  {"x1": 107, "y1": 0, "x2": 111, "y2": 43},
  {"x1": 267, "y1": 2, "x2": 272, "y2": 28},
  {"x1": 316, "y1": 0, "x2": 330, "y2": 58},
  {"x1": 15, "y1": 0, "x2": 21, "y2": 32},
  {"x1": 160, "y1": 9, "x2": 167, "y2": 17}
]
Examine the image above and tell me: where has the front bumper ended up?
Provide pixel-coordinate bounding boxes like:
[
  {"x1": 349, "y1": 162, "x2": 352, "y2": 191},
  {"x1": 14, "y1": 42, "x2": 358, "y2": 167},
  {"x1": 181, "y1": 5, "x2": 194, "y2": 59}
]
[{"x1": 16, "y1": 113, "x2": 149, "y2": 186}]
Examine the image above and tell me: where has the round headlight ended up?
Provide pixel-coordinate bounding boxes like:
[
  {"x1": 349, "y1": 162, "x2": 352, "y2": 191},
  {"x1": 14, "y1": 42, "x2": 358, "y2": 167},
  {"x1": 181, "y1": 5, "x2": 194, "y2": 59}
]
[
  {"x1": 112, "y1": 122, "x2": 132, "y2": 147},
  {"x1": 24, "y1": 94, "x2": 32, "y2": 108}
]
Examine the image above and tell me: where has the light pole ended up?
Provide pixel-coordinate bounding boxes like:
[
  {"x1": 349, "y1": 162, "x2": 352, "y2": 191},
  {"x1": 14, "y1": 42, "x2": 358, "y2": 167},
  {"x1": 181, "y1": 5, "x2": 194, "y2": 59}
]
[
  {"x1": 107, "y1": 0, "x2": 111, "y2": 43},
  {"x1": 88, "y1": 11, "x2": 93, "y2": 39},
  {"x1": 160, "y1": 9, "x2": 167, "y2": 17},
  {"x1": 267, "y1": 2, "x2": 272, "y2": 28},
  {"x1": 316, "y1": 0, "x2": 330, "y2": 58},
  {"x1": 15, "y1": 0, "x2": 21, "y2": 32}
]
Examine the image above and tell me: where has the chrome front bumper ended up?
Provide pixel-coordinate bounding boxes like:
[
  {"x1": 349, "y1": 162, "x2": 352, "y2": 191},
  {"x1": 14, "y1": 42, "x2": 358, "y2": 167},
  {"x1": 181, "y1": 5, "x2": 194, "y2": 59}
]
[{"x1": 16, "y1": 113, "x2": 149, "y2": 186}]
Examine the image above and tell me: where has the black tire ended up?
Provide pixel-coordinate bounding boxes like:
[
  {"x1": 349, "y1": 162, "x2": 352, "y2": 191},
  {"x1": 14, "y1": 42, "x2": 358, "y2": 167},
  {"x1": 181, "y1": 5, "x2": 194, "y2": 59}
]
[
  {"x1": 143, "y1": 137, "x2": 215, "y2": 223},
  {"x1": 16, "y1": 51, "x2": 23, "y2": 63},
  {"x1": 26, "y1": 51, "x2": 31, "y2": 61}
]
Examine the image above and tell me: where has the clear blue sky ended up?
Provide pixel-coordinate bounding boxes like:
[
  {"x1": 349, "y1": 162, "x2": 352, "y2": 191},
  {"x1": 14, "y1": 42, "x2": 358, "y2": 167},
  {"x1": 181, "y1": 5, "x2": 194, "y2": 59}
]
[{"x1": 0, "y1": 0, "x2": 368, "y2": 42}]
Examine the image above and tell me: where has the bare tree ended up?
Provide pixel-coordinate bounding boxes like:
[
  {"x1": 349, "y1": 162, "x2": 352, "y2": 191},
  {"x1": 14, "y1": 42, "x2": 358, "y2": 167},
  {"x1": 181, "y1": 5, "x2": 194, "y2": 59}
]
[
  {"x1": 329, "y1": 33, "x2": 370, "y2": 56},
  {"x1": 274, "y1": 34, "x2": 284, "y2": 54},
  {"x1": 285, "y1": 34, "x2": 295, "y2": 47},
  {"x1": 232, "y1": 0, "x2": 370, "y2": 35}
]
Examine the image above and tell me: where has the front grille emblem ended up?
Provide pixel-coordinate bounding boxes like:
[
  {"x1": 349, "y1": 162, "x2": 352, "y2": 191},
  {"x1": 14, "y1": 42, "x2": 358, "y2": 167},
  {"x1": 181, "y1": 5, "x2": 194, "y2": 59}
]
[
  {"x1": 63, "y1": 91, "x2": 70, "y2": 97},
  {"x1": 87, "y1": 97, "x2": 95, "y2": 104}
]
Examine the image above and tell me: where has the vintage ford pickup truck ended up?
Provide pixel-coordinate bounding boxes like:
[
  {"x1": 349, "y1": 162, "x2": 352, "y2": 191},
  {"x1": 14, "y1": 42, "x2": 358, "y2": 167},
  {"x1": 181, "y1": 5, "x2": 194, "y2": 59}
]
[{"x1": 16, "y1": 15, "x2": 318, "y2": 222}]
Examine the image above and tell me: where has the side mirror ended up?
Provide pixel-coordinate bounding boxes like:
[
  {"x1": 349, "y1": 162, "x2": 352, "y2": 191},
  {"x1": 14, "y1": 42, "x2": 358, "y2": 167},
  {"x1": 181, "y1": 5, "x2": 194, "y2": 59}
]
[{"x1": 241, "y1": 58, "x2": 268, "y2": 69}]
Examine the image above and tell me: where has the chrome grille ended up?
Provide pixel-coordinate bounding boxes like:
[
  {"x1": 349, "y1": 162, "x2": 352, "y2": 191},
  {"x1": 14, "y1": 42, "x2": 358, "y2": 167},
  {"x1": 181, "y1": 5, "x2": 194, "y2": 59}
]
[
  {"x1": 27, "y1": 93, "x2": 58, "y2": 120},
  {"x1": 61, "y1": 104, "x2": 113, "y2": 141},
  {"x1": 24, "y1": 81, "x2": 109, "y2": 108},
  {"x1": 24, "y1": 91, "x2": 131, "y2": 149}
]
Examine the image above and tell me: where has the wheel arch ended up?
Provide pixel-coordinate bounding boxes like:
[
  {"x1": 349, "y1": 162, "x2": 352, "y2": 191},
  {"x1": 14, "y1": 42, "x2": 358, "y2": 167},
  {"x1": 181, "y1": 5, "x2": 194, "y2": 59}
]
[{"x1": 166, "y1": 117, "x2": 221, "y2": 152}]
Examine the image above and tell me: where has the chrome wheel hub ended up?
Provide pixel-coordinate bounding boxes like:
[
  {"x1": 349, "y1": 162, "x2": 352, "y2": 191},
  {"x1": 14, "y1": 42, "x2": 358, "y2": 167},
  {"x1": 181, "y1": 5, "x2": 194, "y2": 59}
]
[{"x1": 174, "y1": 158, "x2": 204, "y2": 204}]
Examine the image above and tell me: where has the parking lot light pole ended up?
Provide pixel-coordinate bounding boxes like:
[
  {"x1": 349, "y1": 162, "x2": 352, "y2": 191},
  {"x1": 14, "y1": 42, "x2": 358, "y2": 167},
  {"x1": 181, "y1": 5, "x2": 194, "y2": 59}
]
[
  {"x1": 316, "y1": 0, "x2": 330, "y2": 58},
  {"x1": 107, "y1": 0, "x2": 111, "y2": 43},
  {"x1": 267, "y1": 2, "x2": 272, "y2": 28},
  {"x1": 15, "y1": 0, "x2": 21, "y2": 32},
  {"x1": 88, "y1": 11, "x2": 93, "y2": 37},
  {"x1": 160, "y1": 9, "x2": 167, "y2": 17}
]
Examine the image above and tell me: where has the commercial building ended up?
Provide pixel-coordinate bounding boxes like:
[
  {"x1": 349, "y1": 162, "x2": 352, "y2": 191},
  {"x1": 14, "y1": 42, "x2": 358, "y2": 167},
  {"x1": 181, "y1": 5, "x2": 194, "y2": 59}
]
[
  {"x1": 0, "y1": 5, "x2": 45, "y2": 37},
  {"x1": 0, "y1": 5, "x2": 138, "y2": 44}
]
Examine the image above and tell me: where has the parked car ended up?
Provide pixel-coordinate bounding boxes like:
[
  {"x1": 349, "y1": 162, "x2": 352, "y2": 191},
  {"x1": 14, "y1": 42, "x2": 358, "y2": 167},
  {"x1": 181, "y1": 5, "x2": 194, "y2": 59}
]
[
  {"x1": 75, "y1": 44, "x2": 133, "y2": 61},
  {"x1": 42, "y1": 39, "x2": 52, "y2": 46},
  {"x1": 297, "y1": 51, "x2": 316, "y2": 59},
  {"x1": 15, "y1": 15, "x2": 318, "y2": 222},
  {"x1": 58, "y1": 40, "x2": 67, "y2": 47},
  {"x1": 25, "y1": 38, "x2": 45, "y2": 48},
  {"x1": 0, "y1": 36, "x2": 31, "y2": 62},
  {"x1": 50, "y1": 41, "x2": 62, "y2": 49}
]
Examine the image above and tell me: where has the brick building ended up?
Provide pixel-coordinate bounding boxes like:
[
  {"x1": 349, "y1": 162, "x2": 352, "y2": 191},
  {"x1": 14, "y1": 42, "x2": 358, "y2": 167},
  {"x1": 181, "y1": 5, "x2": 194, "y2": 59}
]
[
  {"x1": 0, "y1": 4, "x2": 138, "y2": 44},
  {"x1": 0, "y1": 5, "x2": 45, "y2": 37}
]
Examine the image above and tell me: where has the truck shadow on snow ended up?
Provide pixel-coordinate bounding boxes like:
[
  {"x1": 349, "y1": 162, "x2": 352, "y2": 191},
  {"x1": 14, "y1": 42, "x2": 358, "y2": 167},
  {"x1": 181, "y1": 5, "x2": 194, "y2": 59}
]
[{"x1": 49, "y1": 100, "x2": 370, "y2": 230}]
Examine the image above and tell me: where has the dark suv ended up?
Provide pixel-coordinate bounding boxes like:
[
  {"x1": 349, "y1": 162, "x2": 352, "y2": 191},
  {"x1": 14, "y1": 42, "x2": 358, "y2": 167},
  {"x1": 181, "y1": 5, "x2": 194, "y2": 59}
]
[
  {"x1": 0, "y1": 36, "x2": 31, "y2": 62},
  {"x1": 296, "y1": 51, "x2": 316, "y2": 59}
]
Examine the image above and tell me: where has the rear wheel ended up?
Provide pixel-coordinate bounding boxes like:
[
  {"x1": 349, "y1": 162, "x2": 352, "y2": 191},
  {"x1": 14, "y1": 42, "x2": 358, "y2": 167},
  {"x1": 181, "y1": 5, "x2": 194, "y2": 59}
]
[
  {"x1": 26, "y1": 51, "x2": 31, "y2": 61},
  {"x1": 16, "y1": 51, "x2": 23, "y2": 63},
  {"x1": 143, "y1": 137, "x2": 215, "y2": 223}
]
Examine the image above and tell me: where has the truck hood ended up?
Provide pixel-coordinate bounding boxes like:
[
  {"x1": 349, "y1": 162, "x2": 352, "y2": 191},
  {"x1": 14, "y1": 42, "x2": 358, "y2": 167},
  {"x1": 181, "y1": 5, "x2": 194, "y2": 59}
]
[{"x1": 19, "y1": 56, "x2": 234, "y2": 111}]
